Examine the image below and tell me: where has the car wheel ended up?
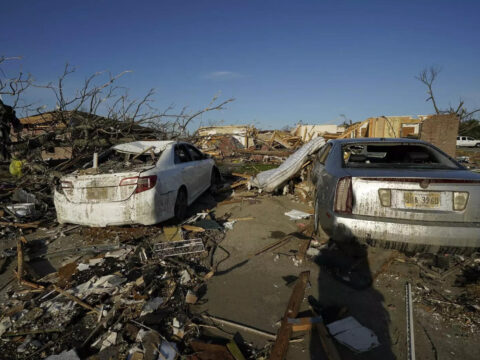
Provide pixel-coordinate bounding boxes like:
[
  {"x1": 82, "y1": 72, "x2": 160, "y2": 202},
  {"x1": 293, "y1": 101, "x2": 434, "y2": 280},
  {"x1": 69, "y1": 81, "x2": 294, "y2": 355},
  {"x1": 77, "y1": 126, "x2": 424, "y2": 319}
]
[
  {"x1": 209, "y1": 167, "x2": 221, "y2": 192},
  {"x1": 476, "y1": 143, "x2": 480, "y2": 147},
  {"x1": 174, "y1": 187, "x2": 188, "y2": 221}
]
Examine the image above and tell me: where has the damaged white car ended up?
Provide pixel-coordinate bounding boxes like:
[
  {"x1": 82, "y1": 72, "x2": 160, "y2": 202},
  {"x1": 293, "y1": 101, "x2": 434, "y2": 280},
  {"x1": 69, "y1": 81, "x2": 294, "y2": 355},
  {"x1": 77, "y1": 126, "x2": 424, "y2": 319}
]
[{"x1": 54, "y1": 141, "x2": 220, "y2": 227}]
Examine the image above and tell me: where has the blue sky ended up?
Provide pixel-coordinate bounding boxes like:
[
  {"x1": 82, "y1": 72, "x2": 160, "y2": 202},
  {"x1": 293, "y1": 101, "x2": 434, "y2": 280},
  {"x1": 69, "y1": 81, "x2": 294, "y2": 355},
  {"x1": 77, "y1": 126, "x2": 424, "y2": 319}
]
[{"x1": 2, "y1": 0, "x2": 480, "y2": 129}]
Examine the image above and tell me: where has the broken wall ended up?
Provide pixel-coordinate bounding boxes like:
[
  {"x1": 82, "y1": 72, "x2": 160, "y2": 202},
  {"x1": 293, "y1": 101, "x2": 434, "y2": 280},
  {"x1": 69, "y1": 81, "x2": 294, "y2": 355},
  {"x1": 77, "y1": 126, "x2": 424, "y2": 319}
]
[{"x1": 420, "y1": 114, "x2": 459, "y2": 157}]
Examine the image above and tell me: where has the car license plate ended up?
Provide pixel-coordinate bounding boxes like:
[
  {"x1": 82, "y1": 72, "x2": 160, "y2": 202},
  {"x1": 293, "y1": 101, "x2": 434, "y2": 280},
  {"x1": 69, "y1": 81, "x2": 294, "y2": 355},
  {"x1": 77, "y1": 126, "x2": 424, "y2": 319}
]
[{"x1": 404, "y1": 191, "x2": 441, "y2": 208}]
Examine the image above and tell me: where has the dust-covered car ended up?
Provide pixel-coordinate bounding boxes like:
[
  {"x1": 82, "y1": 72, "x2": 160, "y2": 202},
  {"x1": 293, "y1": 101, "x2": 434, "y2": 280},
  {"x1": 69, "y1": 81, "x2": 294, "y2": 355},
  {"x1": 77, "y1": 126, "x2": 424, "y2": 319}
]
[
  {"x1": 312, "y1": 138, "x2": 480, "y2": 252},
  {"x1": 54, "y1": 141, "x2": 220, "y2": 227}
]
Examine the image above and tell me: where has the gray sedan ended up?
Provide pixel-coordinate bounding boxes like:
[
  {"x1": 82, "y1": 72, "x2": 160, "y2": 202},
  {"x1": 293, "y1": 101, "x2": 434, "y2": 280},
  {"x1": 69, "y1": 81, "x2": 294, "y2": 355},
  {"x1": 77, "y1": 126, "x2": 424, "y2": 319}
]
[{"x1": 312, "y1": 138, "x2": 480, "y2": 253}]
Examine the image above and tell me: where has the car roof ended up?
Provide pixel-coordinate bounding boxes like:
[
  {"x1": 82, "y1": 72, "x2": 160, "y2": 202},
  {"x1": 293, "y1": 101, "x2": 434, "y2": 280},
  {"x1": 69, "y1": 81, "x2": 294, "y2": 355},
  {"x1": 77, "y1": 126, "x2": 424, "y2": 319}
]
[
  {"x1": 113, "y1": 140, "x2": 175, "y2": 154},
  {"x1": 331, "y1": 138, "x2": 431, "y2": 145}
]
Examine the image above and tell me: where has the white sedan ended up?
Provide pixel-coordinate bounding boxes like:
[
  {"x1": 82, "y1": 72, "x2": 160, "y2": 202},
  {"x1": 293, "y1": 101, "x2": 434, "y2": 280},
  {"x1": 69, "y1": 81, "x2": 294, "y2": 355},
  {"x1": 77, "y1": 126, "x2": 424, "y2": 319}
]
[{"x1": 54, "y1": 141, "x2": 219, "y2": 227}]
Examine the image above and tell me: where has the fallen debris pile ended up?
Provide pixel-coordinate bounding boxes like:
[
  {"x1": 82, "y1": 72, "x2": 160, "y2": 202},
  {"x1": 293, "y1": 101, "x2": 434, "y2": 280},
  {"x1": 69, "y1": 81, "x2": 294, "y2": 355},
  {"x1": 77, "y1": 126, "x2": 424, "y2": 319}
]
[{"x1": 0, "y1": 214, "x2": 263, "y2": 359}]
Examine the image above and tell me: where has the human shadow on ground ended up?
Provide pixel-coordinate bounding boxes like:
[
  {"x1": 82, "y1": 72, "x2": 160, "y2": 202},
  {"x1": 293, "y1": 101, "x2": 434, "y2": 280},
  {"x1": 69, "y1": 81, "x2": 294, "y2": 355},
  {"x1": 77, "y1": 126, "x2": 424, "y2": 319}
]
[{"x1": 309, "y1": 240, "x2": 396, "y2": 360}]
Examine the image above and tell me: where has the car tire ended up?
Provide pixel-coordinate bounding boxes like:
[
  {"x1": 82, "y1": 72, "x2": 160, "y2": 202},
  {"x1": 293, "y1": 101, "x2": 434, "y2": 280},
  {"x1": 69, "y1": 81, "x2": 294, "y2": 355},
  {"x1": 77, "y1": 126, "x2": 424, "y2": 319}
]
[
  {"x1": 476, "y1": 143, "x2": 480, "y2": 147},
  {"x1": 173, "y1": 187, "x2": 188, "y2": 221},
  {"x1": 209, "y1": 167, "x2": 221, "y2": 192},
  {"x1": 314, "y1": 195, "x2": 320, "y2": 235}
]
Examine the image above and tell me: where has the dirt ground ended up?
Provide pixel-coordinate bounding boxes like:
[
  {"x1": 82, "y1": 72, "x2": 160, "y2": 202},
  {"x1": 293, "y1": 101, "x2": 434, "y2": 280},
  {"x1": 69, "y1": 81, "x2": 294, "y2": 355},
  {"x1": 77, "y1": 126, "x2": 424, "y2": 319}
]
[
  {"x1": 192, "y1": 194, "x2": 479, "y2": 360},
  {"x1": 1, "y1": 190, "x2": 478, "y2": 359}
]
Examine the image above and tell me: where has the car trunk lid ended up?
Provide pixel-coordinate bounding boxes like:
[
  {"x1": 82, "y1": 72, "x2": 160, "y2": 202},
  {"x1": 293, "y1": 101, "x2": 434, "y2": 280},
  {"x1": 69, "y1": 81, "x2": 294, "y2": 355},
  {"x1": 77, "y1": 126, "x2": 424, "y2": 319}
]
[
  {"x1": 60, "y1": 171, "x2": 143, "y2": 203},
  {"x1": 345, "y1": 169, "x2": 480, "y2": 223}
]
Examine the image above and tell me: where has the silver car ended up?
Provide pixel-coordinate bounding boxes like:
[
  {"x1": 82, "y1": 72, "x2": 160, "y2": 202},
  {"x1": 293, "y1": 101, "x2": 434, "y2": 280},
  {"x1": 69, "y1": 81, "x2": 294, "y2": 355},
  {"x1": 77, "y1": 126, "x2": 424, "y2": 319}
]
[{"x1": 312, "y1": 138, "x2": 480, "y2": 252}]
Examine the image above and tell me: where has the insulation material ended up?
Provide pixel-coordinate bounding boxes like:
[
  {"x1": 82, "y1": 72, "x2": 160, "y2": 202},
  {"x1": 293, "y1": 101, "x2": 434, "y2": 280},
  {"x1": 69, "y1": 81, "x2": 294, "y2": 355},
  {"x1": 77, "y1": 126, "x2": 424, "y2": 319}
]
[{"x1": 250, "y1": 137, "x2": 325, "y2": 192}]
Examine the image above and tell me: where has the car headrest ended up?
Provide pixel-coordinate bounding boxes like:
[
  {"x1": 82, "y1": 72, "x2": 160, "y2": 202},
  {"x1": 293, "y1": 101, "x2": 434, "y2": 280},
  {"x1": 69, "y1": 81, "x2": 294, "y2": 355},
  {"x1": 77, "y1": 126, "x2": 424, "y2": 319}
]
[
  {"x1": 407, "y1": 152, "x2": 429, "y2": 161},
  {"x1": 349, "y1": 154, "x2": 367, "y2": 162}
]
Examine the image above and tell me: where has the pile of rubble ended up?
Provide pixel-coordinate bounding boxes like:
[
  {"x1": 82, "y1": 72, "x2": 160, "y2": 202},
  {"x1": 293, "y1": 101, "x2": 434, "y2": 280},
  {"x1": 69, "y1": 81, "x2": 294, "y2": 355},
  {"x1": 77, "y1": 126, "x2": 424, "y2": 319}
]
[
  {"x1": 411, "y1": 253, "x2": 480, "y2": 333},
  {"x1": 0, "y1": 212, "x2": 267, "y2": 359}
]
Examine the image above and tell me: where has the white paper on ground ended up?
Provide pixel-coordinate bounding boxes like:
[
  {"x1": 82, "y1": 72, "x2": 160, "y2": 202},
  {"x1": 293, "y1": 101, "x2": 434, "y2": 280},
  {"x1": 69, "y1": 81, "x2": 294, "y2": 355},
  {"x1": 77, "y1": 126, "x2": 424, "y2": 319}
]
[
  {"x1": 326, "y1": 316, "x2": 380, "y2": 353},
  {"x1": 284, "y1": 209, "x2": 312, "y2": 220}
]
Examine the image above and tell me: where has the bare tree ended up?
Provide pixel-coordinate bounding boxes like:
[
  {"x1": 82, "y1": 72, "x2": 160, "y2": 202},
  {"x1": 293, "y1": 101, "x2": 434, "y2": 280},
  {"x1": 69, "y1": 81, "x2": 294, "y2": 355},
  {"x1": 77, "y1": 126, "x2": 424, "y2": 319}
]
[
  {"x1": 416, "y1": 66, "x2": 480, "y2": 121},
  {"x1": 0, "y1": 56, "x2": 33, "y2": 108},
  {"x1": 28, "y1": 63, "x2": 235, "y2": 158}
]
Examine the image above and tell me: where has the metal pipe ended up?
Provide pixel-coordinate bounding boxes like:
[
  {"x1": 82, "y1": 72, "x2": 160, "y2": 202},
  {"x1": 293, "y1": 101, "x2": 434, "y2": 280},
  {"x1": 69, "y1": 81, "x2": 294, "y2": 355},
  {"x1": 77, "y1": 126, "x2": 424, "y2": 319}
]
[{"x1": 406, "y1": 282, "x2": 416, "y2": 360}]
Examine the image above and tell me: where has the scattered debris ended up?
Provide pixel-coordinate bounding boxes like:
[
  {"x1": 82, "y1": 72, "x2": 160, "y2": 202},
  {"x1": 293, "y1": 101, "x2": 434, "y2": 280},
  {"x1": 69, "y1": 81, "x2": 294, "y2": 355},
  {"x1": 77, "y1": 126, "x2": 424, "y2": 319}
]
[
  {"x1": 326, "y1": 316, "x2": 380, "y2": 353},
  {"x1": 284, "y1": 209, "x2": 312, "y2": 220}
]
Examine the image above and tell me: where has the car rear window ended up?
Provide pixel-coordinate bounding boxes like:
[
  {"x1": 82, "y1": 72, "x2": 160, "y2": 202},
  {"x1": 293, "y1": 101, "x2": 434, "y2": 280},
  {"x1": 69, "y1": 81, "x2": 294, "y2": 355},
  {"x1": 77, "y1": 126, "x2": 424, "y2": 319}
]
[{"x1": 342, "y1": 143, "x2": 461, "y2": 169}]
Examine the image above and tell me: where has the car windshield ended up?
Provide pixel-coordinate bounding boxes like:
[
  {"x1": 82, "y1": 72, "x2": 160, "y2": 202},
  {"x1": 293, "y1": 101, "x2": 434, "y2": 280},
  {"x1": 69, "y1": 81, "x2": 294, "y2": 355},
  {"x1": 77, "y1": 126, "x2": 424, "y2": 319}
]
[
  {"x1": 76, "y1": 148, "x2": 159, "y2": 174},
  {"x1": 342, "y1": 143, "x2": 461, "y2": 170}
]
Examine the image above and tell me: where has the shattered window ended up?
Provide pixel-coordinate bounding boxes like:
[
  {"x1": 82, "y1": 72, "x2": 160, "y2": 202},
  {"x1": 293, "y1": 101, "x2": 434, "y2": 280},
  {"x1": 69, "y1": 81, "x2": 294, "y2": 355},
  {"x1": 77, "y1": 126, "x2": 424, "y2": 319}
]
[
  {"x1": 342, "y1": 143, "x2": 461, "y2": 169},
  {"x1": 174, "y1": 145, "x2": 191, "y2": 164},
  {"x1": 85, "y1": 148, "x2": 158, "y2": 173},
  {"x1": 317, "y1": 143, "x2": 332, "y2": 165},
  {"x1": 186, "y1": 145, "x2": 204, "y2": 161}
]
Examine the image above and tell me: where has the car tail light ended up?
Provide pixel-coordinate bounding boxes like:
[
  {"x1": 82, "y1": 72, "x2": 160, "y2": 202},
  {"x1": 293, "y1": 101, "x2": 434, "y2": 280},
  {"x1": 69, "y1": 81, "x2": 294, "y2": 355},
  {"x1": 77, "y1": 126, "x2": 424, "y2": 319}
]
[
  {"x1": 378, "y1": 189, "x2": 391, "y2": 207},
  {"x1": 453, "y1": 191, "x2": 468, "y2": 211},
  {"x1": 119, "y1": 177, "x2": 139, "y2": 186},
  {"x1": 334, "y1": 176, "x2": 352, "y2": 214},
  {"x1": 135, "y1": 175, "x2": 157, "y2": 193},
  {"x1": 59, "y1": 180, "x2": 73, "y2": 195}
]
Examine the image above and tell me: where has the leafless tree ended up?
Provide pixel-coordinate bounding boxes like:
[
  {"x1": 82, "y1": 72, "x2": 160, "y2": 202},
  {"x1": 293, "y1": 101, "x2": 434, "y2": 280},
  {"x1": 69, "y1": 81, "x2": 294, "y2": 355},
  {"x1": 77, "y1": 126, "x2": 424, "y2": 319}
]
[
  {"x1": 28, "y1": 63, "x2": 235, "y2": 157},
  {"x1": 0, "y1": 56, "x2": 33, "y2": 109},
  {"x1": 416, "y1": 66, "x2": 480, "y2": 121}
]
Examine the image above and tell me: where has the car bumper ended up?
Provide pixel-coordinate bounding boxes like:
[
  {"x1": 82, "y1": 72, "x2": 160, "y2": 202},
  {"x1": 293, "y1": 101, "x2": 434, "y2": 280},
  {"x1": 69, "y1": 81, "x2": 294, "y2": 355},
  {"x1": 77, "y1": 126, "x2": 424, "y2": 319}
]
[
  {"x1": 327, "y1": 214, "x2": 480, "y2": 248},
  {"x1": 54, "y1": 190, "x2": 176, "y2": 227}
]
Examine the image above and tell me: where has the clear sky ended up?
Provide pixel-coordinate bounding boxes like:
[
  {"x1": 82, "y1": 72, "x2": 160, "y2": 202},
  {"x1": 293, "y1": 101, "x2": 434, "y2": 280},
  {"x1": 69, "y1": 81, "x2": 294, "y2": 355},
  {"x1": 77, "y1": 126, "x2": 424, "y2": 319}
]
[{"x1": 2, "y1": 0, "x2": 480, "y2": 129}]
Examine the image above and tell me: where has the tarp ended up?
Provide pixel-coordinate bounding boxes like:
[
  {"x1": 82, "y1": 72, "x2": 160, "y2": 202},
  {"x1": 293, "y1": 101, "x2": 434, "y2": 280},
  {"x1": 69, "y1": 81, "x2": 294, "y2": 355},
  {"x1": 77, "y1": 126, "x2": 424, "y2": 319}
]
[{"x1": 250, "y1": 137, "x2": 325, "y2": 192}]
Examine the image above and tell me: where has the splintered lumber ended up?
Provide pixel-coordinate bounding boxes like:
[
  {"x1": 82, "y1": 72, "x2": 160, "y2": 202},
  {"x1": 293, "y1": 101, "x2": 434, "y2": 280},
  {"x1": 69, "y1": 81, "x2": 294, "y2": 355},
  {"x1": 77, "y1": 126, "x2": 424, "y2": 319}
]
[
  {"x1": 2, "y1": 328, "x2": 63, "y2": 337},
  {"x1": 252, "y1": 235, "x2": 293, "y2": 257},
  {"x1": 288, "y1": 316, "x2": 323, "y2": 332},
  {"x1": 53, "y1": 285, "x2": 100, "y2": 314},
  {"x1": 314, "y1": 320, "x2": 342, "y2": 360},
  {"x1": 227, "y1": 339, "x2": 247, "y2": 360},
  {"x1": 236, "y1": 149, "x2": 293, "y2": 157},
  {"x1": 297, "y1": 237, "x2": 312, "y2": 262},
  {"x1": 17, "y1": 238, "x2": 24, "y2": 282},
  {"x1": 202, "y1": 315, "x2": 277, "y2": 340},
  {"x1": 20, "y1": 279, "x2": 45, "y2": 290},
  {"x1": 269, "y1": 271, "x2": 310, "y2": 360},
  {"x1": 190, "y1": 341, "x2": 235, "y2": 360},
  {"x1": 182, "y1": 224, "x2": 205, "y2": 233},
  {"x1": 308, "y1": 298, "x2": 342, "y2": 360},
  {"x1": 232, "y1": 172, "x2": 252, "y2": 179},
  {"x1": 1, "y1": 221, "x2": 40, "y2": 229}
]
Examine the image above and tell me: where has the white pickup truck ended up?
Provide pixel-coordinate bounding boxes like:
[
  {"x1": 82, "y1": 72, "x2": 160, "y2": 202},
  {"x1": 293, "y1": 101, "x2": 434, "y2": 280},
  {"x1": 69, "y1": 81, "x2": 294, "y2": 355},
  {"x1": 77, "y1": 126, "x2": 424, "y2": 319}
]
[{"x1": 457, "y1": 136, "x2": 480, "y2": 147}]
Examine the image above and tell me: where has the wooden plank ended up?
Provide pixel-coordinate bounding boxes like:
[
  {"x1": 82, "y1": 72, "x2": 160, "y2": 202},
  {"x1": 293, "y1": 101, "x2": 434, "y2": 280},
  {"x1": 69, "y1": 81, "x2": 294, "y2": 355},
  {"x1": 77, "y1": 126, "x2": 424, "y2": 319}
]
[
  {"x1": 0, "y1": 221, "x2": 40, "y2": 229},
  {"x1": 190, "y1": 340, "x2": 235, "y2": 360},
  {"x1": 231, "y1": 172, "x2": 251, "y2": 179},
  {"x1": 308, "y1": 298, "x2": 342, "y2": 360},
  {"x1": 227, "y1": 339, "x2": 246, "y2": 360},
  {"x1": 297, "y1": 237, "x2": 311, "y2": 262},
  {"x1": 315, "y1": 320, "x2": 342, "y2": 360},
  {"x1": 252, "y1": 236, "x2": 293, "y2": 257},
  {"x1": 236, "y1": 149, "x2": 293, "y2": 157},
  {"x1": 182, "y1": 225, "x2": 205, "y2": 233},
  {"x1": 269, "y1": 271, "x2": 310, "y2": 360}
]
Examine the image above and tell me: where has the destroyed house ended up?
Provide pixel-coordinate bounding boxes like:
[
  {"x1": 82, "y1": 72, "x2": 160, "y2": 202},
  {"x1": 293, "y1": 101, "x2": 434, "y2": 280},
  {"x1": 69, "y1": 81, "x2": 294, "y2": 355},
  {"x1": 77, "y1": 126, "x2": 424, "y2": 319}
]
[
  {"x1": 12, "y1": 111, "x2": 156, "y2": 160},
  {"x1": 338, "y1": 114, "x2": 460, "y2": 157}
]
